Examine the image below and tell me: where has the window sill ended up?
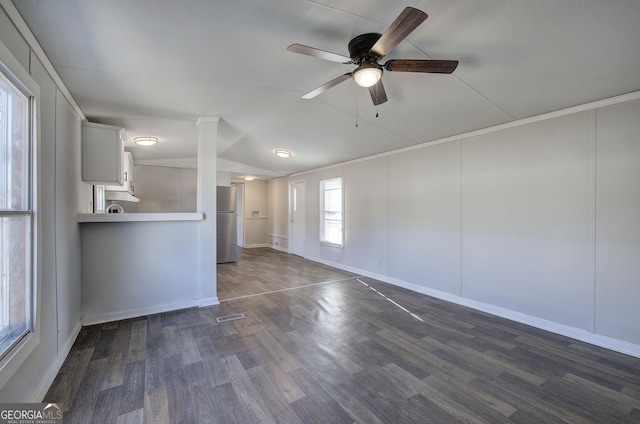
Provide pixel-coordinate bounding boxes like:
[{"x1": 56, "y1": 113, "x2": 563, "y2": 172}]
[
  {"x1": 320, "y1": 241, "x2": 344, "y2": 248},
  {"x1": 0, "y1": 331, "x2": 39, "y2": 389}
]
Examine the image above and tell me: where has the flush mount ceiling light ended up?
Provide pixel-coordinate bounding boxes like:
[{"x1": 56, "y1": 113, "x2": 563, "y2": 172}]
[
  {"x1": 275, "y1": 149, "x2": 292, "y2": 158},
  {"x1": 353, "y1": 62, "x2": 383, "y2": 88},
  {"x1": 133, "y1": 136, "x2": 158, "y2": 146},
  {"x1": 244, "y1": 176, "x2": 255, "y2": 181}
]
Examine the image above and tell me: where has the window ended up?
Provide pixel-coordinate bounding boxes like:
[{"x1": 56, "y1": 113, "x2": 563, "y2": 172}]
[
  {"x1": 320, "y1": 177, "x2": 343, "y2": 246},
  {"x1": 0, "y1": 58, "x2": 34, "y2": 365}
]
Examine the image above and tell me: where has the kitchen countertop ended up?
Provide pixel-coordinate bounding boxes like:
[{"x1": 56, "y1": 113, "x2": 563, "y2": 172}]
[{"x1": 77, "y1": 212, "x2": 204, "y2": 223}]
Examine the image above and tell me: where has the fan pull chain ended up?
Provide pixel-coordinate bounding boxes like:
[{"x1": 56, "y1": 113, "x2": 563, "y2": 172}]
[
  {"x1": 376, "y1": 106, "x2": 379, "y2": 118},
  {"x1": 355, "y1": 96, "x2": 359, "y2": 128}
]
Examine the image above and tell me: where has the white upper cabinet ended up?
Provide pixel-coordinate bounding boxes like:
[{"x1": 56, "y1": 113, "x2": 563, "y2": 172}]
[
  {"x1": 105, "y1": 151, "x2": 135, "y2": 194},
  {"x1": 82, "y1": 122, "x2": 125, "y2": 185}
]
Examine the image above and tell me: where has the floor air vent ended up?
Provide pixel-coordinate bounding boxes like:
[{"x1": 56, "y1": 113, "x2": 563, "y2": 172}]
[{"x1": 216, "y1": 313, "x2": 246, "y2": 323}]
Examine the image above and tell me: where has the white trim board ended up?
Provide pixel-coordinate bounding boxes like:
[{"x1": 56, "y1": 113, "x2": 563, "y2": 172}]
[
  {"x1": 82, "y1": 297, "x2": 220, "y2": 326},
  {"x1": 291, "y1": 91, "x2": 640, "y2": 178},
  {"x1": 31, "y1": 322, "x2": 82, "y2": 402}
]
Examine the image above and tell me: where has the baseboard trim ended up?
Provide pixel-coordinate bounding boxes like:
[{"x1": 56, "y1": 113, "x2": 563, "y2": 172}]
[
  {"x1": 304, "y1": 254, "x2": 640, "y2": 359},
  {"x1": 199, "y1": 296, "x2": 220, "y2": 307},
  {"x1": 244, "y1": 243, "x2": 271, "y2": 249},
  {"x1": 270, "y1": 244, "x2": 289, "y2": 253},
  {"x1": 31, "y1": 321, "x2": 82, "y2": 402},
  {"x1": 82, "y1": 295, "x2": 223, "y2": 326}
]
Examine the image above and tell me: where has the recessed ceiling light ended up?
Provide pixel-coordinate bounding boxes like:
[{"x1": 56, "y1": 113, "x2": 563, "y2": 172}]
[
  {"x1": 275, "y1": 149, "x2": 292, "y2": 158},
  {"x1": 244, "y1": 176, "x2": 255, "y2": 181},
  {"x1": 133, "y1": 136, "x2": 158, "y2": 146}
]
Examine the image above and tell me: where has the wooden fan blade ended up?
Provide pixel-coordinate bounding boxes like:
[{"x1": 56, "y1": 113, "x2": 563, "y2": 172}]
[
  {"x1": 384, "y1": 59, "x2": 459, "y2": 74},
  {"x1": 286, "y1": 44, "x2": 352, "y2": 63},
  {"x1": 368, "y1": 80, "x2": 388, "y2": 106},
  {"x1": 370, "y1": 7, "x2": 428, "y2": 58},
  {"x1": 301, "y1": 73, "x2": 352, "y2": 99}
]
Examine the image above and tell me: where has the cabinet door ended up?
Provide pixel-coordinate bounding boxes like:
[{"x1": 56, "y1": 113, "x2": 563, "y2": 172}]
[
  {"x1": 125, "y1": 151, "x2": 135, "y2": 194},
  {"x1": 105, "y1": 151, "x2": 133, "y2": 193},
  {"x1": 82, "y1": 122, "x2": 124, "y2": 184}
]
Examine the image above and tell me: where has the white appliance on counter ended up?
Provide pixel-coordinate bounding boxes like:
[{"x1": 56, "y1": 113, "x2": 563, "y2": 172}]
[
  {"x1": 106, "y1": 204, "x2": 124, "y2": 213},
  {"x1": 217, "y1": 186, "x2": 238, "y2": 263}
]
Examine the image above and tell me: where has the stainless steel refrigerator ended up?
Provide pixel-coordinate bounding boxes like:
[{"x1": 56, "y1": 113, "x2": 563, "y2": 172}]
[{"x1": 216, "y1": 185, "x2": 238, "y2": 263}]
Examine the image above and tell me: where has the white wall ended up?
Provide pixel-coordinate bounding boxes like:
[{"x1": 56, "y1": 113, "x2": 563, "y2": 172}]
[
  {"x1": 217, "y1": 171, "x2": 231, "y2": 186},
  {"x1": 594, "y1": 100, "x2": 640, "y2": 343},
  {"x1": 345, "y1": 157, "x2": 389, "y2": 274},
  {"x1": 243, "y1": 179, "x2": 269, "y2": 247},
  {"x1": 53, "y1": 90, "x2": 85, "y2": 350},
  {"x1": 461, "y1": 111, "x2": 595, "y2": 329},
  {"x1": 389, "y1": 142, "x2": 460, "y2": 293},
  {"x1": 126, "y1": 165, "x2": 196, "y2": 213},
  {"x1": 0, "y1": 3, "x2": 86, "y2": 400},
  {"x1": 81, "y1": 221, "x2": 202, "y2": 324},
  {"x1": 291, "y1": 94, "x2": 640, "y2": 354},
  {"x1": 267, "y1": 177, "x2": 289, "y2": 250}
]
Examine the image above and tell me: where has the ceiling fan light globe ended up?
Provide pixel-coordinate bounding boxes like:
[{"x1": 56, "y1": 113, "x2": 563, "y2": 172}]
[{"x1": 353, "y1": 65, "x2": 382, "y2": 87}]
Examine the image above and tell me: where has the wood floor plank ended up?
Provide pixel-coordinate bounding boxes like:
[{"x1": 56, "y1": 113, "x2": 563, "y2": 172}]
[
  {"x1": 179, "y1": 328, "x2": 202, "y2": 365},
  {"x1": 424, "y1": 374, "x2": 516, "y2": 422},
  {"x1": 225, "y1": 354, "x2": 277, "y2": 424},
  {"x1": 288, "y1": 367, "x2": 354, "y2": 424},
  {"x1": 43, "y1": 347, "x2": 93, "y2": 411},
  {"x1": 384, "y1": 363, "x2": 490, "y2": 424},
  {"x1": 376, "y1": 328, "x2": 477, "y2": 382},
  {"x1": 143, "y1": 387, "x2": 169, "y2": 424},
  {"x1": 470, "y1": 376, "x2": 567, "y2": 424},
  {"x1": 255, "y1": 328, "x2": 302, "y2": 372},
  {"x1": 144, "y1": 335, "x2": 165, "y2": 391},
  {"x1": 90, "y1": 385, "x2": 123, "y2": 424},
  {"x1": 127, "y1": 319, "x2": 147, "y2": 363},
  {"x1": 246, "y1": 365, "x2": 304, "y2": 424},
  {"x1": 163, "y1": 354, "x2": 197, "y2": 424},
  {"x1": 116, "y1": 408, "x2": 144, "y2": 424},
  {"x1": 43, "y1": 248, "x2": 640, "y2": 423},
  {"x1": 119, "y1": 359, "x2": 145, "y2": 415}
]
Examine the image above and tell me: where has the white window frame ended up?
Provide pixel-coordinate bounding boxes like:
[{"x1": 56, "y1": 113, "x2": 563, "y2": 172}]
[
  {"x1": 319, "y1": 177, "x2": 343, "y2": 247},
  {"x1": 0, "y1": 39, "x2": 40, "y2": 390}
]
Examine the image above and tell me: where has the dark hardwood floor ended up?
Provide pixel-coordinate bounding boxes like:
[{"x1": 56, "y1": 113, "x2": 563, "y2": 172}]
[
  {"x1": 45, "y1": 248, "x2": 640, "y2": 423},
  {"x1": 216, "y1": 248, "x2": 358, "y2": 301}
]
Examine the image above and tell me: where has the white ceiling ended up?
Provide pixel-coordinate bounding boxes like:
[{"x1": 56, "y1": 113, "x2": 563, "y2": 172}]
[{"x1": 12, "y1": 0, "x2": 640, "y2": 178}]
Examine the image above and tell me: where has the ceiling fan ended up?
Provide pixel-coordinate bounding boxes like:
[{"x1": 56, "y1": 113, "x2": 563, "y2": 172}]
[{"x1": 287, "y1": 7, "x2": 458, "y2": 106}]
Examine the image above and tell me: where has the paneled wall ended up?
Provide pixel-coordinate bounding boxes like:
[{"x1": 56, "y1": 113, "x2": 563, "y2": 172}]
[
  {"x1": 389, "y1": 141, "x2": 460, "y2": 294},
  {"x1": 290, "y1": 95, "x2": 640, "y2": 354},
  {"x1": 81, "y1": 221, "x2": 202, "y2": 324},
  {"x1": 243, "y1": 180, "x2": 269, "y2": 247},
  {"x1": 0, "y1": 4, "x2": 87, "y2": 400},
  {"x1": 267, "y1": 178, "x2": 289, "y2": 251},
  {"x1": 594, "y1": 100, "x2": 640, "y2": 343},
  {"x1": 126, "y1": 165, "x2": 197, "y2": 213},
  {"x1": 461, "y1": 111, "x2": 594, "y2": 330}
]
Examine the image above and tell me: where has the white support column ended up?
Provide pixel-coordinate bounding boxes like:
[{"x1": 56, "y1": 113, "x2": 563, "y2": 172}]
[{"x1": 196, "y1": 116, "x2": 220, "y2": 306}]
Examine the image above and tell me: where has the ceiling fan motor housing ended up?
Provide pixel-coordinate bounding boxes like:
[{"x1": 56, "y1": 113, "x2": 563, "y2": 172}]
[{"x1": 348, "y1": 33, "x2": 382, "y2": 63}]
